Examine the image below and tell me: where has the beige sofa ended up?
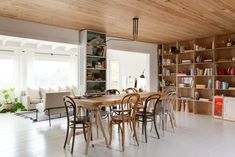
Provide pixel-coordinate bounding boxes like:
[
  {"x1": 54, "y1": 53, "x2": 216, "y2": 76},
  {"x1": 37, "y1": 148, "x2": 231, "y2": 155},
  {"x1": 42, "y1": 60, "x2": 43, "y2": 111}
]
[
  {"x1": 21, "y1": 86, "x2": 78, "y2": 110},
  {"x1": 36, "y1": 91, "x2": 70, "y2": 126}
]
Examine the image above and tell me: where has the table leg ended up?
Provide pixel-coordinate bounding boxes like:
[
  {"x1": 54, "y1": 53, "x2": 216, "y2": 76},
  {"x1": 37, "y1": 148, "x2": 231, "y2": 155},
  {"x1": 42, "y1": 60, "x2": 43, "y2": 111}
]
[
  {"x1": 85, "y1": 111, "x2": 94, "y2": 154},
  {"x1": 96, "y1": 110, "x2": 109, "y2": 147}
]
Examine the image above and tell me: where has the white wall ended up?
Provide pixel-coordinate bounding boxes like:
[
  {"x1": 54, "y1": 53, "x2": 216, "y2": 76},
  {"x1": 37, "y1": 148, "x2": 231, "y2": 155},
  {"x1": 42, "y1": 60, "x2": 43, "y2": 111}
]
[
  {"x1": 107, "y1": 49, "x2": 150, "y2": 91},
  {"x1": 107, "y1": 37, "x2": 158, "y2": 92},
  {"x1": 0, "y1": 16, "x2": 159, "y2": 92},
  {"x1": 0, "y1": 16, "x2": 79, "y2": 44}
]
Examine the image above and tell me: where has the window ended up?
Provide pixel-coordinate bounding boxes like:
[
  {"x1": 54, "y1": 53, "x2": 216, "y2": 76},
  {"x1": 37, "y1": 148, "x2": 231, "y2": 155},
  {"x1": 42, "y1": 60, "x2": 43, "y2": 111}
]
[
  {"x1": 109, "y1": 60, "x2": 119, "y2": 89},
  {"x1": 0, "y1": 55, "x2": 14, "y2": 89},
  {"x1": 33, "y1": 56, "x2": 73, "y2": 87}
]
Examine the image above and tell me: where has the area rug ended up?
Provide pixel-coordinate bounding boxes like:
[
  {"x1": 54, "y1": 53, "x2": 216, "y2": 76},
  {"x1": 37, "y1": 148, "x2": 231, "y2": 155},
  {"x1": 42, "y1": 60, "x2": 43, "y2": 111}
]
[{"x1": 15, "y1": 110, "x2": 68, "y2": 122}]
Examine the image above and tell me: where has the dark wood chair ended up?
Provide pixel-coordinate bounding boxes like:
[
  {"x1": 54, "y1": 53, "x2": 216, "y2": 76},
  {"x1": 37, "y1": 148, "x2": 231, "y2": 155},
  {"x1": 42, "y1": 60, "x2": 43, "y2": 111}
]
[
  {"x1": 109, "y1": 93, "x2": 140, "y2": 152},
  {"x1": 136, "y1": 93, "x2": 161, "y2": 142},
  {"x1": 63, "y1": 96, "x2": 90, "y2": 154}
]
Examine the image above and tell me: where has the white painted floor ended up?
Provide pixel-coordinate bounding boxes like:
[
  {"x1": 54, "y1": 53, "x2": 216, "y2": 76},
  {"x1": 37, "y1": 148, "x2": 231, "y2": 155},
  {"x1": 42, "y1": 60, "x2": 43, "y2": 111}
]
[{"x1": 0, "y1": 112, "x2": 235, "y2": 157}]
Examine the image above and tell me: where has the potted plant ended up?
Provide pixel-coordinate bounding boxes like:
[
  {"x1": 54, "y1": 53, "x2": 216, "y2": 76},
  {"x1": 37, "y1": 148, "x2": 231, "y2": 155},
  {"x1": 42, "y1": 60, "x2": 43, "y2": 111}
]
[
  {"x1": 0, "y1": 88, "x2": 17, "y2": 111},
  {"x1": 0, "y1": 88, "x2": 26, "y2": 113}
]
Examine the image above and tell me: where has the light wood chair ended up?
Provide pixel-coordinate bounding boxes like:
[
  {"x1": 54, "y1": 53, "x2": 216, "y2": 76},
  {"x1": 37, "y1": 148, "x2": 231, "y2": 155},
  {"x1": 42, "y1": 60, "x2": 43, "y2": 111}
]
[{"x1": 109, "y1": 93, "x2": 140, "y2": 152}]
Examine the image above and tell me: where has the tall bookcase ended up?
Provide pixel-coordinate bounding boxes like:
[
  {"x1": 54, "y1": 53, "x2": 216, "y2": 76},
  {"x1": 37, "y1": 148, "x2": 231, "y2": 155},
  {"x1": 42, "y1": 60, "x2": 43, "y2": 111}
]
[
  {"x1": 79, "y1": 30, "x2": 107, "y2": 95},
  {"x1": 158, "y1": 33, "x2": 235, "y2": 116}
]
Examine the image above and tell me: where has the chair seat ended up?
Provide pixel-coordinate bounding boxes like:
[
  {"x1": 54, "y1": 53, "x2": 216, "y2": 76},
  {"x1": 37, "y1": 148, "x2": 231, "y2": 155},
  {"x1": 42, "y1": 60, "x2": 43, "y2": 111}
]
[
  {"x1": 136, "y1": 111, "x2": 153, "y2": 117},
  {"x1": 70, "y1": 116, "x2": 90, "y2": 124},
  {"x1": 111, "y1": 114, "x2": 130, "y2": 122}
]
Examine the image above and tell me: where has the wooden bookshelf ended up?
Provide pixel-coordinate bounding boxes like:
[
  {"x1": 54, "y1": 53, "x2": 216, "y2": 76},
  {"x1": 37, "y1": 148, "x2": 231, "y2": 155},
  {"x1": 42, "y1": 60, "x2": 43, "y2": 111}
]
[
  {"x1": 80, "y1": 30, "x2": 107, "y2": 95},
  {"x1": 158, "y1": 33, "x2": 235, "y2": 116}
]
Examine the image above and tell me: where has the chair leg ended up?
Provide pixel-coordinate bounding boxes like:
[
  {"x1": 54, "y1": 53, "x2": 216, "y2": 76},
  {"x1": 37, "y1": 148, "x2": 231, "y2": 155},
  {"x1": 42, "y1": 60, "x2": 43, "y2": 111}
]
[
  {"x1": 121, "y1": 122, "x2": 125, "y2": 152},
  {"x1": 142, "y1": 119, "x2": 144, "y2": 135},
  {"x1": 153, "y1": 115, "x2": 160, "y2": 139},
  {"x1": 83, "y1": 124, "x2": 87, "y2": 142},
  {"x1": 71, "y1": 128, "x2": 76, "y2": 154},
  {"x1": 144, "y1": 120, "x2": 147, "y2": 143},
  {"x1": 35, "y1": 109, "x2": 38, "y2": 122},
  {"x1": 109, "y1": 121, "x2": 113, "y2": 145},
  {"x1": 169, "y1": 114, "x2": 174, "y2": 132},
  {"x1": 48, "y1": 109, "x2": 51, "y2": 127},
  {"x1": 162, "y1": 117, "x2": 165, "y2": 137},
  {"x1": 132, "y1": 119, "x2": 139, "y2": 146},
  {"x1": 63, "y1": 122, "x2": 70, "y2": 148}
]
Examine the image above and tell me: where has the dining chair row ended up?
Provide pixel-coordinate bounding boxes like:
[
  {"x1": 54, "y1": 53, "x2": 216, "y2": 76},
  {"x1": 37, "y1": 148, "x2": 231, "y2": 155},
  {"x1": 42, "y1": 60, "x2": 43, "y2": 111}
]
[{"x1": 63, "y1": 88, "x2": 176, "y2": 154}]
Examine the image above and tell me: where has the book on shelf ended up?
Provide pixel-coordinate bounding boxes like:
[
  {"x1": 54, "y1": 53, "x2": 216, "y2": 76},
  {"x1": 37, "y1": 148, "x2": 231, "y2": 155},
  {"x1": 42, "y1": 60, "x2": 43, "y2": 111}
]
[
  {"x1": 177, "y1": 73, "x2": 187, "y2": 76},
  {"x1": 194, "y1": 68, "x2": 213, "y2": 76},
  {"x1": 207, "y1": 79, "x2": 213, "y2": 89},
  {"x1": 228, "y1": 87, "x2": 235, "y2": 90},
  {"x1": 215, "y1": 80, "x2": 229, "y2": 89},
  {"x1": 198, "y1": 98, "x2": 210, "y2": 102},
  {"x1": 203, "y1": 59, "x2": 213, "y2": 62},
  {"x1": 181, "y1": 60, "x2": 192, "y2": 64},
  {"x1": 196, "y1": 84, "x2": 206, "y2": 89}
]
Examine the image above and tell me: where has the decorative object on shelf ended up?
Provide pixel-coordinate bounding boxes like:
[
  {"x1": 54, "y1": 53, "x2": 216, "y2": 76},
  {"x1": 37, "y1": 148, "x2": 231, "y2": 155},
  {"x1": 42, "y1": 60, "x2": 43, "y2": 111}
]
[
  {"x1": 232, "y1": 57, "x2": 235, "y2": 61},
  {"x1": 227, "y1": 67, "x2": 235, "y2": 75},
  {"x1": 195, "y1": 45, "x2": 206, "y2": 51},
  {"x1": 180, "y1": 46, "x2": 185, "y2": 53},
  {"x1": 195, "y1": 55, "x2": 203, "y2": 63},
  {"x1": 226, "y1": 38, "x2": 233, "y2": 47},
  {"x1": 169, "y1": 46, "x2": 179, "y2": 54},
  {"x1": 195, "y1": 91, "x2": 199, "y2": 100}
]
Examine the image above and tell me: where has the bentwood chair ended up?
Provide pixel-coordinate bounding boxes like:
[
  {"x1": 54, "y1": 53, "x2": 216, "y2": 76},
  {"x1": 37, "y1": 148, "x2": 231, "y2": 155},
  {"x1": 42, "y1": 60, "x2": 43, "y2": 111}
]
[
  {"x1": 109, "y1": 93, "x2": 140, "y2": 152},
  {"x1": 125, "y1": 87, "x2": 138, "y2": 93},
  {"x1": 106, "y1": 89, "x2": 121, "y2": 114},
  {"x1": 136, "y1": 94, "x2": 161, "y2": 142},
  {"x1": 63, "y1": 96, "x2": 90, "y2": 154}
]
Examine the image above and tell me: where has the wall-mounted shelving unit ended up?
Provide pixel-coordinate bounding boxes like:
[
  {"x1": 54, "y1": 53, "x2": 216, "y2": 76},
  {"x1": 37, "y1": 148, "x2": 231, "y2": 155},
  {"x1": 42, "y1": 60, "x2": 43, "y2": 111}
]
[
  {"x1": 79, "y1": 30, "x2": 107, "y2": 95},
  {"x1": 158, "y1": 33, "x2": 235, "y2": 116}
]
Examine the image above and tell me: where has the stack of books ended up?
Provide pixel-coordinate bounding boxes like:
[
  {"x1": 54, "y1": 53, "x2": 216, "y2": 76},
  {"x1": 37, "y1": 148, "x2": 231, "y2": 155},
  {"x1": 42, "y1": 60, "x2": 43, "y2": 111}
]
[
  {"x1": 194, "y1": 68, "x2": 213, "y2": 76},
  {"x1": 215, "y1": 80, "x2": 229, "y2": 89}
]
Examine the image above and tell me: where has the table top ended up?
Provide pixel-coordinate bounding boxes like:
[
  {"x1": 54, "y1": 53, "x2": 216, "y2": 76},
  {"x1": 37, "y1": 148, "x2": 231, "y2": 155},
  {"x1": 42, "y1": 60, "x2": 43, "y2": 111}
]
[{"x1": 74, "y1": 92, "x2": 167, "y2": 108}]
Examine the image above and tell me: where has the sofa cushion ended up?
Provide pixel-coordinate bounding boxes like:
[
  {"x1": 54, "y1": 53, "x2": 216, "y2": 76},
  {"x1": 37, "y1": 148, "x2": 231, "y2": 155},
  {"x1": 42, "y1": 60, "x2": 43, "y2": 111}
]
[
  {"x1": 30, "y1": 98, "x2": 42, "y2": 104},
  {"x1": 58, "y1": 86, "x2": 68, "y2": 92},
  {"x1": 66, "y1": 86, "x2": 78, "y2": 96},
  {"x1": 26, "y1": 87, "x2": 41, "y2": 102},
  {"x1": 39, "y1": 87, "x2": 48, "y2": 99}
]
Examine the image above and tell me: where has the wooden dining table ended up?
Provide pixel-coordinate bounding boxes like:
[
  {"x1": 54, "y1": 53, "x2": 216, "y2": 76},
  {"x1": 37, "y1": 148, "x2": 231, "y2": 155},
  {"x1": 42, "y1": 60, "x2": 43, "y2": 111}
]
[{"x1": 74, "y1": 92, "x2": 166, "y2": 154}]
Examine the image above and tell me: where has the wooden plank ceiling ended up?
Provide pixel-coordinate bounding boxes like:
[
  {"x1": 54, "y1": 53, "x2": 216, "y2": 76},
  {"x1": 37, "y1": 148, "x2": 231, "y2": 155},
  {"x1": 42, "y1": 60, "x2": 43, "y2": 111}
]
[{"x1": 0, "y1": 0, "x2": 235, "y2": 43}]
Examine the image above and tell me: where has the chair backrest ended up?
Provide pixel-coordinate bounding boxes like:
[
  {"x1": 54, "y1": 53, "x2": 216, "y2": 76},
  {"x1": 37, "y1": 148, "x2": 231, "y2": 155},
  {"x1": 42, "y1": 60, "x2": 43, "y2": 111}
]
[
  {"x1": 45, "y1": 92, "x2": 70, "y2": 109},
  {"x1": 143, "y1": 94, "x2": 161, "y2": 115},
  {"x1": 125, "y1": 88, "x2": 138, "y2": 93},
  {"x1": 63, "y1": 96, "x2": 77, "y2": 124},
  {"x1": 120, "y1": 93, "x2": 140, "y2": 119},
  {"x1": 106, "y1": 89, "x2": 120, "y2": 95},
  {"x1": 164, "y1": 93, "x2": 176, "y2": 112}
]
